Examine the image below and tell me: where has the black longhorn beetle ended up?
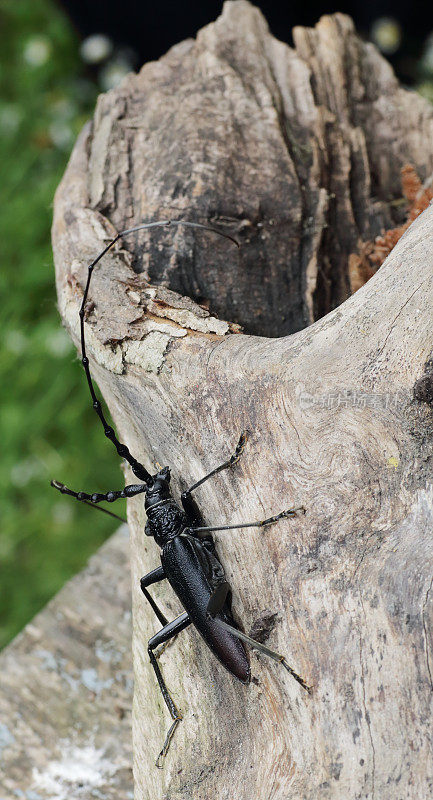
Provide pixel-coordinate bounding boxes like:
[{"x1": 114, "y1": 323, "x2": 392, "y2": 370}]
[{"x1": 51, "y1": 219, "x2": 310, "y2": 767}]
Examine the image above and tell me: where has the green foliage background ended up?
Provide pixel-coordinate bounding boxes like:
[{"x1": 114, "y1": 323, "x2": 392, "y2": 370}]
[{"x1": 0, "y1": 0, "x2": 125, "y2": 649}]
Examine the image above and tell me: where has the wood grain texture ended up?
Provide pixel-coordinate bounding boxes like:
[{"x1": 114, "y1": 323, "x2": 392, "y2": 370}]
[{"x1": 51, "y1": 2, "x2": 433, "y2": 798}]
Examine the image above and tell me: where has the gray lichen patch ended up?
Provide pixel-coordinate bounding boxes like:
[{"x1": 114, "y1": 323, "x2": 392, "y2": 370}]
[
  {"x1": 80, "y1": 668, "x2": 114, "y2": 694},
  {"x1": 0, "y1": 723, "x2": 15, "y2": 755},
  {"x1": 31, "y1": 742, "x2": 118, "y2": 800}
]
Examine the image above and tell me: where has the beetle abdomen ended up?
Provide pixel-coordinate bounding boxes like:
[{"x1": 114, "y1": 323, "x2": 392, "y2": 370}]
[{"x1": 161, "y1": 534, "x2": 250, "y2": 683}]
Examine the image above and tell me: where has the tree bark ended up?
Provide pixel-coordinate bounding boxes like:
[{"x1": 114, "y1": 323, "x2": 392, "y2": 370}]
[{"x1": 52, "y1": 2, "x2": 433, "y2": 798}]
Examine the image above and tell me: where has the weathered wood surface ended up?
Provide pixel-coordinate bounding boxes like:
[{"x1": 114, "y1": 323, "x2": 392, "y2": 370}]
[
  {"x1": 54, "y1": 1, "x2": 433, "y2": 339},
  {"x1": 51, "y1": 2, "x2": 433, "y2": 798},
  {"x1": 0, "y1": 528, "x2": 133, "y2": 799}
]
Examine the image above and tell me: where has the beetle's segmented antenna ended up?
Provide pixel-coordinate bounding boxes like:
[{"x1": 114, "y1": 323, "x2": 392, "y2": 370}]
[
  {"x1": 79, "y1": 234, "x2": 153, "y2": 484},
  {"x1": 79, "y1": 220, "x2": 239, "y2": 485}
]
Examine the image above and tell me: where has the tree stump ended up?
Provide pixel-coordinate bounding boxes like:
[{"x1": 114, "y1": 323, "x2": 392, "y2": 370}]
[{"x1": 52, "y1": 2, "x2": 433, "y2": 798}]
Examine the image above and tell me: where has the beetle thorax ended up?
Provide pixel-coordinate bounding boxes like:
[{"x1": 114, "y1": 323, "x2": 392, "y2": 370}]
[
  {"x1": 144, "y1": 467, "x2": 186, "y2": 547},
  {"x1": 145, "y1": 498, "x2": 187, "y2": 547}
]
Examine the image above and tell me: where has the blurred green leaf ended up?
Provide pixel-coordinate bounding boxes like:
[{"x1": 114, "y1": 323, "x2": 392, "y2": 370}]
[{"x1": 0, "y1": 0, "x2": 124, "y2": 649}]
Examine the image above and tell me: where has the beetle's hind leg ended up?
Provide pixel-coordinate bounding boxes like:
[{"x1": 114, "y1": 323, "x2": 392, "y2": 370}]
[
  {"x1": 208, "y1": 613, "x2": 311, "y2": 694},
  {"x1": 147, "y1": 613, "x2": 192, "y2": 767}
]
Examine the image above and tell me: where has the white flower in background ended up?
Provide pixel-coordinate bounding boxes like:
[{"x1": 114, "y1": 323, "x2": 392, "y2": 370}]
[
  {"x1": 50, "y1": 97, "x2": 76, "y2": 121},
  {"x1": 80, "y1": 33, "x2": 113, "y2": 64},
  {"x1": 52, "y1": 501, "x2": 74, "y2": 525},
  {"x1": 0, "y1": 104, "x2": 22, "y2": 135},
  {"x1": 5, "y1": 330, "x2": 27, "y2": 354},
  {"x1": 10, "y1": 457, "x2": 40, "y2": 487},
  {"x1": 48, "y1": 120, "x2": 73, "y2": 150},
  {"x1": 99, "y1": 58, "x2": 132, "y2": 91},
  {"x1": 370, "y1": 17, "x2": 402, "y2": 55},
  {"x1": 23, "y1": 35, "x2": 51, "y2": 66},
  {"x1": 44, "y1": 328, "x2": 73, "y2": 357}
]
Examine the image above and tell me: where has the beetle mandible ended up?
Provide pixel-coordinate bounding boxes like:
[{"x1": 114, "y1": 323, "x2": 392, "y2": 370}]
[{"x1": 51, "y1": 219, "x2": 310, "y2": 767}]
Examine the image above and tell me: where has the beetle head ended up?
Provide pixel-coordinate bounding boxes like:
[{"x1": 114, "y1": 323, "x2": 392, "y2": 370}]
[{"x1": 145, "y1": 466, "x2": 171, "y2": 509}]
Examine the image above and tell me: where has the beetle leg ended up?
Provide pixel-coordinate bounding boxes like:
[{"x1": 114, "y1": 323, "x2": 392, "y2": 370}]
[
  {"x1": 192, "y1": 506, "x2": 305, "y2": 536},
  {"x1": 208, "y1": 614, "x2": 311, "y2": 694},
  {"x1": 147, "y1": 613, "x2": 192, "y2": 767},
  {"x1": 140, "y1": 566, "x2": 169, "y2": 626},
  {"x1": 180, "y1": 491, "x2": 204, "y2": 527},
  {"x1": 181, "y1": 431, "x2": 248, "y2": 518}
]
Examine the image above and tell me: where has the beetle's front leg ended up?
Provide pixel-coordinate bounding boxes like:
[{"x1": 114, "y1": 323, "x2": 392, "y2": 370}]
[
  {"x1": 181, "y1": 431, "x2": 249, "y2": 523},
  {"x1": 140, "y1": 566, "x2": 169, "y2": 626},
  {"x1": 192, "y1": 506, "x2": 306, "y2": 535},
  {"x1": 180, "y1": 491, "x2": 203, "y2": 527}
]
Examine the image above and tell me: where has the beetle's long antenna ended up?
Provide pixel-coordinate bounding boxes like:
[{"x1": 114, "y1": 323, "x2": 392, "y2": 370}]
[{"x1": 79, "y1": 220, "x2": 239, "y2": 485}]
